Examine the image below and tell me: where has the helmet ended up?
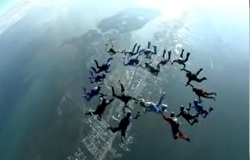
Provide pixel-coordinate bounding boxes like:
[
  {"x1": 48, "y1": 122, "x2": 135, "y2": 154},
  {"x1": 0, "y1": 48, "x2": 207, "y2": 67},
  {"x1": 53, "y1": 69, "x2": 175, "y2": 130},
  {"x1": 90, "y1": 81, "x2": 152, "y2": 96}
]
[
  {"x1": 170, "y1": 112, "x2": 175, "y2": 117},
  {"x1": 126, "y1": 111, "x2": 131, "y2": 116},
  {"x1": 138, "y1": 98, "x2": 145, "y2": 105},
  {"x1": 180, "y1": 105, "x2": 184, "y2": 110},
  {"x1": 194, "y1": 99, "x2": 198, "y2": 104}
]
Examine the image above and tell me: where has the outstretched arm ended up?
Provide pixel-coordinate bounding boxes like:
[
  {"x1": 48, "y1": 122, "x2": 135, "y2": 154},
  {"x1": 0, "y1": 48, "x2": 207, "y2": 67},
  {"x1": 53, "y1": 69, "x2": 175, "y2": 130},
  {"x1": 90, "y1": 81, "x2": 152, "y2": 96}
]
[
  {"x1": 181, "y1": 68, "x2": 190, "y2": 73},
  {"x1": 133, "y1": 111, "x2": 142, "y2": 119},
  {"x1": 107, "y1": 98, "x2": 115, "y2": 105},
  {"x1": 196, "y1": 68, "x2": 203, "y2": 75},
  {"x1": 106, "y1": 69, "x2": 111, "y2": 73},
  {"x1": 187, "y1": 84, "x2": 194, "y2": 88},
  {"x1": 119, "y1": 80, "x2": 125, "y2": 93},
  {"x1": 176, "y1": 111, "x2": 181, "y2": 117},
  {"x1": 112, "y1": 116, "x2": 120, "y2": 122},
  {"x1": 185, "y1": 79, "x2": 191, "y2": 86},
  {"x1": 162, "y1": 113, "x2": 171, "y2": 121},
  {"x1": 94, "y1": 60, "x2": 100, "y2": 68},
  {"x1": 107, "y1": 57, "x2": 113, "y2": 64}
]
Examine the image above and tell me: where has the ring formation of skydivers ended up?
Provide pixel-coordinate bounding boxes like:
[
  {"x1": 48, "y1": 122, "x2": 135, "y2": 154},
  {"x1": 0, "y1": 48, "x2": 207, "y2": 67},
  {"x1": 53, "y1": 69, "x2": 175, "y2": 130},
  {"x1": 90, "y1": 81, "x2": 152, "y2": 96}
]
[{"x1": 82, "y1": 40, "x2": 217, "y2": 143}]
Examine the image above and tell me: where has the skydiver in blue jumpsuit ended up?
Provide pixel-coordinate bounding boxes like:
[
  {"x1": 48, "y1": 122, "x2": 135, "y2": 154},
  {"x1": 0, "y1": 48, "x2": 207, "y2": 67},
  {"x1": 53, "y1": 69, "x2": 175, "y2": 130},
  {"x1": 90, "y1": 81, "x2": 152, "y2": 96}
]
[
  {"x1": 88, "y1": 71, "x2": 106, "y2": 83},
  {"x1": 136, "y1": 92, "x2": 168, "y2": 115},
  {"x1": 82, "y1": 83, "x2": 105, "y2": 101},
  {"x1": 189, "y1": 99, "x2": 213, "y2": 119}
]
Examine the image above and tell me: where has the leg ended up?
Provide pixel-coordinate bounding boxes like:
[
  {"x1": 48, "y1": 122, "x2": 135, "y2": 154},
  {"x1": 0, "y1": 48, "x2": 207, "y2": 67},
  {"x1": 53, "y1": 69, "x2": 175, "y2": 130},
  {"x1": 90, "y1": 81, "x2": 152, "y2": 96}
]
[
  {"x1": 111, "y1": 86, "x2": 116, "y2": 97},
  {"x1": 205, "y1": 91, "x2": 217, "y2": 96},
  {"x1": 196, "y1": 68, "x2": 203, "y2": 76},
  {"x1": 162, "y1": 49, "x2": 166, "y2": 58},
  {"x1": 87, "y1": 91, "x2": 95, "y2": 101},
  {"x1": 180, "y1": 49, "x2": 184, "y2": 58},
  {"x1": 132, "y1": 43, "x2": 137, "y2": 52},
  {"x1": 196, "y1": 77, "x2": 207, "y2": 83},
  {"x1": 83, "y1": 89, "x2": 92, "y2": 101},
  {"x1": 119, "y1": 81, "x2": 125, "y2": 93},
  {"x1": 183, "y1": 52, "x2": 190, "y2": 62},
  {"x1": 153, "y1": 45, "x2": 157, "y2": 55},
  {"x1": 136, "y1": 45, "x2": 141, "y2": 54},
  {"x1": 147, "y1": 41, "x2": 151, "y2": 49},
  {"x1": 97, "y1": 113, "x2": 102, "y2": 121},
  {"x1": 85, "y1": 95, "x2": 91, "y2": 101},
  {"x1": 88, "y1": 76, "x2": 95, "y2": 83},
  {"x1": 89, "y1": 71, "x2": 94, "y2": 78},
  {"x1": 135, "y1": 54, "x2": 140, "y2": 60},
  {"x1": 168, "y1": 51, "x2": 171, "y2": 60},
  {"x1": 121, "y1": 128, "x2": 126, "y2": 137},
  {"x1": 91, "y1": 67, "x2": 97, "y2": 74},
  {"x1": 106, "y1": 57, "x2": 113, "y2": 64},
  {"x1": 82, "y1": 87, "x2": 87, "y2": 93},
  {"x1": 177, "y1": 131, "x2": 190, "y2": 141},
  {"x1": 155, "y1": 93, "x2": 166, "y2": 108},
  {"x1": 94, "y1": 60, "x2": 100, "y2": 68},
  {"x1": 209, "y1": 96, "x2": 216, "y2": 101},
  {"x1": 201, "y1": 110, "x2": 209, "y2": 118}
]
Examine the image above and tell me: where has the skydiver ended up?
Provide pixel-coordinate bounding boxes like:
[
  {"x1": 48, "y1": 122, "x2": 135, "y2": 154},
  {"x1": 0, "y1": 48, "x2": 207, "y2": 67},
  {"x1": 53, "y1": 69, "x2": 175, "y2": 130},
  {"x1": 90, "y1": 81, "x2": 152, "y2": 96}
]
[
  {"x1": 85, "y1": 95, "x2": 114, "y2": 121},
  {"x1": 122, "y1": 43, "x2": 141, "y2": 58},
  {"x1": 91, "y1": 57, "x2": 113, "y2": 74},
  {"x1": 162, "y1": 112, "x2": 191, "y2": 141},
  {"x1": 107, "y1": 111, "x2": 139, "y2": 143},
  {"x1": 139, "y1": 41, "x2": 157, "y2": 59},
  {"x1": 157, "y1": 49, "x2": 172, "y2": 67},
  {"x1": 88, "y1": 71, "x2": 106, "y2": 83},
  {"x1": 181, "y1": 68, "x2": 207, "y2": 86},
  {"x1": 176, "y1": 105, "x2": 198, "y2": 125},
  {"x1": 188, "y1": 84, "x2": 217, "y2": 101},
  {"x1": 139, "y1": 61, "x2": 160, "y2": 76},
  {"x1": 82, "y1": 83, "x2": 106, "y2": 101},
  {"x1": 189, "y1": 99, "x2": 213, "y2": 119},
  {"x1": 105, "y1": 39, "x2": 123, "y2": 56},
  {"x1": 111, "y1": 80, "x2": 138, "y2": 112},
  {"x1": 123, "y1": 54, "x2": 140, "y2": 66},
  {"x1": 171, "y1": 48, "x2": 190, "y2": 70},
  {"x1": 136, "y1": 92, "x2": 168, "y2": 115}
]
